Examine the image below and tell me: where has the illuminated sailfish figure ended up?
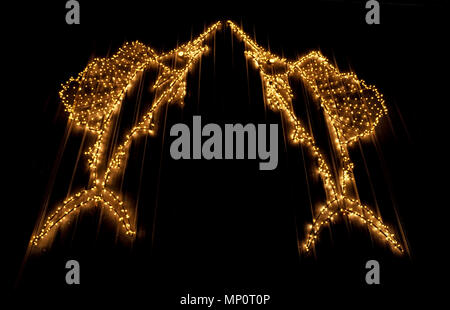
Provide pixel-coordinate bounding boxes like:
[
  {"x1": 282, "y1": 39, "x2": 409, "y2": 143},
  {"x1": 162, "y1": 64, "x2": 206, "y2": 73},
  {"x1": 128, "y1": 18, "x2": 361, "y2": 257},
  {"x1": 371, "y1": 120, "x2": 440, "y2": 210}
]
[
  {"x1": 227, "y1": 21, "x2": 402, "y2": 253},
  {"x1": 31, "y1": 20, "x2": 402, "y2": 254},
  {"x1": 30, "y1": 22, "x2": 222, "y2": 246}
]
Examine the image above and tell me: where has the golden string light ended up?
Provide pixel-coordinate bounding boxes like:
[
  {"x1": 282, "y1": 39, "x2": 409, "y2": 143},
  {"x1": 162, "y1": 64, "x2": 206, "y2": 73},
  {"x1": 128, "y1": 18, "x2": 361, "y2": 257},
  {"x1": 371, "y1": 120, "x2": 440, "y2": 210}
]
[
  {"x1": 31, "y1": 20, "x2": 403, "y2": 254},
  {"x1": 30, "y1": 22, "x2": 221, "y2": 246},
  {"x1": 227, "y1": 20, "x2": 402, "y2": 253}
]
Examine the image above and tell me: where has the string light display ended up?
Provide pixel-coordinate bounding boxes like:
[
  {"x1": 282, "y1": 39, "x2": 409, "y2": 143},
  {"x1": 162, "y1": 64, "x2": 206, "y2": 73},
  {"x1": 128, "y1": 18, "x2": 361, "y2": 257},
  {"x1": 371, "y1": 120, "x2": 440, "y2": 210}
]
[
  {"x1": 31, "y1": 20, "x2": 402, "y2": 254},
  {"x1": 227, "y1": 21, "x2": 402, "y2": 253},
  {"x1": 30, "y1": 22, "x2": 221, "y2": 246}
]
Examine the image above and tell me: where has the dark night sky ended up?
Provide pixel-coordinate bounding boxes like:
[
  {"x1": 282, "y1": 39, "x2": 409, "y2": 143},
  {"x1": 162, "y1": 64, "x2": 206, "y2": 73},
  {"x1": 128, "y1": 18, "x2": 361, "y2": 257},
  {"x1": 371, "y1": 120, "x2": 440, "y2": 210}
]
[{"x1": 4, "y1": 0, "x2": 447, "y2": 307}]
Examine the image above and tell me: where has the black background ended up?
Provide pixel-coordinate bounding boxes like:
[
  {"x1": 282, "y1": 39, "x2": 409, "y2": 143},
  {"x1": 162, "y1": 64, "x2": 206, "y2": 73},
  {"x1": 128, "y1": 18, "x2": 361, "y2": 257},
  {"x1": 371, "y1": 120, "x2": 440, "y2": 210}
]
[{"x1": 4, "y1": 0, "x2": 447, "y2": 308}]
